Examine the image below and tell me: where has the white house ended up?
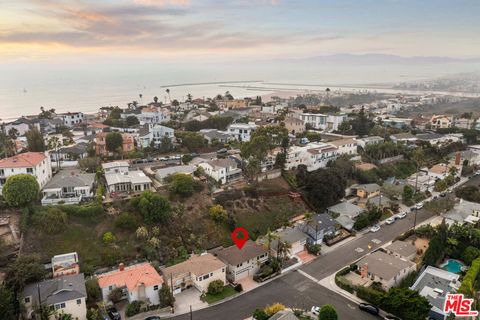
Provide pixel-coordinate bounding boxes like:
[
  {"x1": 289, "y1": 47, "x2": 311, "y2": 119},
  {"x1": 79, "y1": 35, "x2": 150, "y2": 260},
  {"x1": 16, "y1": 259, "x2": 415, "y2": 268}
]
[
  {"x1": 138, "y1": 107, "x2": 170, "y2": 125},
  {"x1": 102, "y1": 161, "x2": 152, "y2": 193},
  {"x1": 330, "y1": 138, "x2": 358, "y2": 156},
  {"x1": 41, "y1": 169, "x2": 95, "y2": 205},
  {"x1": 227, "y1": 123, "x2": 257, "y2": 142},
  {"x1": 270, "y1": 227, "x2": 308, "y2": 258},
  {"x1": 430, "y1": 115, "x2": 453, "y2": 130},
  {"x1": 199, "y1": 158, "x2": 242, "y2": 184},
  {"x1": 285, "y1": 142, "x2": 339, "y2": 172},
  {"x1": 0, "y1": 152, "x2": 52, "y2": 195},
  {"x1": 357, "y1": 136, "x2": 385, "y2": 149},
  {"x1": 56, "y1": 112, "x2": 84, "y2": 127},
  {"x1": 215, "y1": 240, "x2": 269, "y2": 282},
  {"x1": 296, "y1": 113, "x2": 347, "y2": 131},
  {"x1": 137, "y1": 123, "x2": 175, "y2": 148},
  {"x1": 98, "y1": 263, "x2": 163, "y2": 306},
  {"x1": 23, "y1": 274, "x2": 87, "y2": 320},
  {"x1": 162, "y1": 253, "x2": 226, "y2": 294},
  {"x1": 3, "y1": 117, "x2": 40, "y2": 136}
]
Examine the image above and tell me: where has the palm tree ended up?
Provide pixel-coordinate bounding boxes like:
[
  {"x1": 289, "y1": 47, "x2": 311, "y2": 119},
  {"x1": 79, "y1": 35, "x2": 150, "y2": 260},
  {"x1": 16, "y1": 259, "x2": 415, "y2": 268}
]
[
  {"x1": 276, "y1": 240, "x2": 292, "y2": 267},
  {"x1": 412, "y1": 148, "x2": 426, "y2": 194},
  {"x1": 166, "y1": 89, "x2": 171, "y2": 103},
  {"x1": 186, "y1": 93, "x2": 192, "y2": 103},
  {"x1": 153, "y1": 96, "x2": 158, "y2": 104},
  {"x1": 47, "y1": 136, "x2": 62, "y2": 170},
  {"x1": 139, "y1": 93, "x2": 143, "y2": 105},
  {"x1": 7, "y1": 128, "x2": 18, "y2": 140},
  {"x1": 264, "y1": 229, "x2": 279, "y2": 260}
]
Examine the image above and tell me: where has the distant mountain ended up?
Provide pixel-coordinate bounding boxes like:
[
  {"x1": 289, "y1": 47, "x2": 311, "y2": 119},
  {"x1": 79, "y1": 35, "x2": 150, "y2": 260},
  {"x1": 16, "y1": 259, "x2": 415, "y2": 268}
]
[{"x1": 281, "y1": 53, "x2": 480, "y2": 64}]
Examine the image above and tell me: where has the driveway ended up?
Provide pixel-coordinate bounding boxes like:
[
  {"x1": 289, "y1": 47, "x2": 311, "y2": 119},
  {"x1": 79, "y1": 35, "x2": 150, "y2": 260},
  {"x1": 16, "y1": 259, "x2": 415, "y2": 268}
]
[
  {"x1": 173, "y1": 287, "x2": 208, "y2": 314},
  {"x1": 237, "y1": 277, "x2": 259, "y2": 292}
]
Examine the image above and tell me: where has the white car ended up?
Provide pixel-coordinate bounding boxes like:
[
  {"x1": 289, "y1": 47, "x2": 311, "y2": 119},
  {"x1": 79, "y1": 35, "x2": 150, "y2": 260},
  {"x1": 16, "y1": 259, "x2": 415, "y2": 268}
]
[
  {"x1": 415, "y1": 203, "x2": 424, "y2": 210},
  {"x1": 396, "y1": 212, "x2": 407, "y2": 219},
  {"x1": 311, "y1": 306, "x2": 321, "y2": 316},
  {"x1": 385, "y1": 217, "x2": 395, "y2": 225},
  {"x1": 370, "y1": 225, "x2": 381, "y2": 233}
]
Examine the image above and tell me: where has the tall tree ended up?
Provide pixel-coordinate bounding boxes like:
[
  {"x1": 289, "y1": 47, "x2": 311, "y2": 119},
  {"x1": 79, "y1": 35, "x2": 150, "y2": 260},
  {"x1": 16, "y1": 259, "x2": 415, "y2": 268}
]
[
  {"x1": 318, "y1": 304, "x2": 338, "y2": 320},
  {"x1": 47, "y1": 136, "x2": 62, "y2": 170},
  {"x1": 3, "y1": 174, "x2": 39, "y2": 207},
  {"x1": 26, "y1": 128, "x2": 46, "y2": 152},
  {"x1": 105, "y1": 132, "x2": 123, "y2": 152},
  {"x1": 0, "y1": 285, "x2": 15, "y2": 320}
]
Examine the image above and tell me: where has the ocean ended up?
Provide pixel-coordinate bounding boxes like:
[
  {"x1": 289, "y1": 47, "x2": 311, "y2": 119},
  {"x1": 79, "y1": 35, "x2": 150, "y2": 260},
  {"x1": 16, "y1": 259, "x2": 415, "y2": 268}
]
[{"x1": 1, "y1": 60, "x2": 480, "y2": 121}]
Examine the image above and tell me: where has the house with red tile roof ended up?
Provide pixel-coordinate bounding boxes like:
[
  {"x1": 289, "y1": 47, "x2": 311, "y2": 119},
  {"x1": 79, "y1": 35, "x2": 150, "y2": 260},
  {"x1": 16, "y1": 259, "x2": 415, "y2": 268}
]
[
  {"x1": 0, "y1": 152, "x2": 52, "y2": 195},
  {"x1": 97, "y1": 262, "x2": 163, "y2": 305}
]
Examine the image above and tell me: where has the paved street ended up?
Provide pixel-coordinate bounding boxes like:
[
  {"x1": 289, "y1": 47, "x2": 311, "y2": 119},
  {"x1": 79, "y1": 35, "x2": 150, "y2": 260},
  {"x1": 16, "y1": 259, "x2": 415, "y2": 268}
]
[{"x1": 170, "y1": 206, "x2": 436, "y2": 320}]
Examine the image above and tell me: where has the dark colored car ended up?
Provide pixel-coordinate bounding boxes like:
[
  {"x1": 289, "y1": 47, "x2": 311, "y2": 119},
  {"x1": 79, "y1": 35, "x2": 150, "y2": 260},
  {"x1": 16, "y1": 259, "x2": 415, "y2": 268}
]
[
  {"x1": 359, "y1": 303, "x2": 379, "y2": 315},
  {"x1": 107, "y1": 307, "x2": 121, "y2": 320},
  {"x1": 144, "y1": 317, "x2": 161, "y2": 320}
]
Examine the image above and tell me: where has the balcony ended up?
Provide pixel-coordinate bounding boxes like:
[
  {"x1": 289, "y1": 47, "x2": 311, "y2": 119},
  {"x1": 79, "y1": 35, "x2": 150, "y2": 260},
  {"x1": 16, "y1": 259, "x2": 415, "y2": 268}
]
[{"x1": 41, "y1": 194, "x2": 83, "y2": 206}]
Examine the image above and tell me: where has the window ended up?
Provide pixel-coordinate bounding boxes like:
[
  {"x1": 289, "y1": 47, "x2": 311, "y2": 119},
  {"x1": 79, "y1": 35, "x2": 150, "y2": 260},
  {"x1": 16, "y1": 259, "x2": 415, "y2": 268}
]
[
  {"x1": 25, "y1": 297, "x2": 30, "y2": 303},
  {"x1": 109, "y1": 285, "x2": 114, "y2": 291},
  {"x1": 202, "y1": 274, "x2": 210, "y2": 280},
  {"x1": 154, "y1": 285, "x2": 159, "y2": 290},
  {"x1": 26, "y1": 168, "x2": 33, "y2": 174},
  {"x1": 55, "y1": 303, "x2": 66, "y2": 310},
  {"x1": 76, "y1": 299, "x2": 81, "y2": 305}
]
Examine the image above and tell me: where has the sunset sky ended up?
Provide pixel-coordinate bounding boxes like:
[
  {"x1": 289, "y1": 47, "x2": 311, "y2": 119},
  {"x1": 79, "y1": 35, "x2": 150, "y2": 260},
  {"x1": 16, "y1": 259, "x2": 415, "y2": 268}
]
[{"x1": 1, "y1": 0, "x2": 479, "y2": 64}]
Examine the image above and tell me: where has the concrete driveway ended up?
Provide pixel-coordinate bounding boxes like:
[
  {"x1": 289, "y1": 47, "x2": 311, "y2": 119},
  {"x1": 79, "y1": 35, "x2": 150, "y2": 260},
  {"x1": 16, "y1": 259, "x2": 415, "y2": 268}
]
[{"x1": 173, "y1": 287, "x2": 208, "y2": 314}]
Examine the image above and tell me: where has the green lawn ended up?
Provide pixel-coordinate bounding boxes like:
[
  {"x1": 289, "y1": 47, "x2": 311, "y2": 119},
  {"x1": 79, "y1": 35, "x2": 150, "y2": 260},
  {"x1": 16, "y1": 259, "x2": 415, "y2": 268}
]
[{"x1": 201, "y1": 285, "x2": 238, "y2": 304}]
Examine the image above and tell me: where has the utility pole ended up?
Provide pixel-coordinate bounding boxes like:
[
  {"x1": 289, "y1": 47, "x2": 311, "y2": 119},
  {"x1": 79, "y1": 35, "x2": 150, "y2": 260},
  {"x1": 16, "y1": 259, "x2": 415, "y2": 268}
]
[{"x1": 190, "y1": 305, "x2": 193, "y2": 320}]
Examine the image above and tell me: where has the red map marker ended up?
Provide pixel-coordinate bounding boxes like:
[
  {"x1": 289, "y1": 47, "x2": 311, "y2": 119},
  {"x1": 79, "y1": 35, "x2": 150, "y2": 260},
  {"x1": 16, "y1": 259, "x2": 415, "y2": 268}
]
[{"x1": 232, "y1": 227, "x2": 248, "y2": 250}]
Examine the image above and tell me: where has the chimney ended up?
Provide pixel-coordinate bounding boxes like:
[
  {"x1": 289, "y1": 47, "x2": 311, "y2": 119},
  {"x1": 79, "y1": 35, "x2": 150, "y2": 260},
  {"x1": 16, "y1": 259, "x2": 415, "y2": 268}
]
[
  {"x1": 361, "y1": 263, "x2": 368, "y2": 278},
  {"x1": 119, "y1": 263, "x2": 125, "y2": 272},
  {"x1": 455, "y1": 152, "x2": 461, "y2": 166}
]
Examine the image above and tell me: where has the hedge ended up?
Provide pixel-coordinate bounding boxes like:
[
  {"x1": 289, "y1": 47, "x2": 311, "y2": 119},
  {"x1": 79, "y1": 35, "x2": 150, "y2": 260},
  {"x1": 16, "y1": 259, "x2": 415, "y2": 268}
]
[
  {"x1": 458, "y1": 256, "x2": 480, "y2": 297},
  {"x1": 57, "y1": 203, "x2": 104, "y2": 217}
]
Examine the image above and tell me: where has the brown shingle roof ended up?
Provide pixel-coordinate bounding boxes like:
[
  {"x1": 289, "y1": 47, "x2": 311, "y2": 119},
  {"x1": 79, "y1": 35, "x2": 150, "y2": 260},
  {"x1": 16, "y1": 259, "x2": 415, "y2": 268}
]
[
  {"x1": 215, "y1": 240, "x2": 268, "y2": 266},
  {"x1": 161, "y1": 253, "x2": 225, "y2": 279}
]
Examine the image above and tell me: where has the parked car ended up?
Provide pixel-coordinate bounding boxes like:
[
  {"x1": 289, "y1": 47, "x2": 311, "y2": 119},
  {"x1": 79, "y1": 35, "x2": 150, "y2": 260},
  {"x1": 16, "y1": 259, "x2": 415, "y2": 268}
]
[
  {"x1": 415, "y1": 202, "x2": 424, "y2": 209},
  {"x1": 311, "y1": 306, "x2": 321, "y2": 316},
  {"x1": 370, "y1": 225, "x2": 381, "y2": 233},
  {"x1": 440, "y1": 192, "x2": 446, "y2": 197},
  {"x1": 396, "y1": 212, "x2": 407, "y2": 219},
  {"x1": 107, "y1": 307, "x2": 121, "y2": 320},
  {"x1": 144, "y1": 317, "x2": 161, "y2": 320},
  {"x1": 359, "y1": 303, "x2": 379, "y2": 315},
  {"x1": 385, "y1": 217, "x2": 395, "y2": 225}
]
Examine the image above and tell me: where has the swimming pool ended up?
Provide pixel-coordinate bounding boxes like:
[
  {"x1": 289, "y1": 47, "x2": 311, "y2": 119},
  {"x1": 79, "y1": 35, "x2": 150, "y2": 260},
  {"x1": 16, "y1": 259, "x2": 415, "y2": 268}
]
[{"x1": 440, "y1": 259, "x2": 465, "y2": 274}]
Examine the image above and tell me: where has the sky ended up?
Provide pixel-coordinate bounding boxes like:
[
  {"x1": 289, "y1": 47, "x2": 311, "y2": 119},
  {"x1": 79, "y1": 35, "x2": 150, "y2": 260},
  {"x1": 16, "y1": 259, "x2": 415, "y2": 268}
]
[{"x1": 1, "y1": 0, "x2": 480, "y2": 65}]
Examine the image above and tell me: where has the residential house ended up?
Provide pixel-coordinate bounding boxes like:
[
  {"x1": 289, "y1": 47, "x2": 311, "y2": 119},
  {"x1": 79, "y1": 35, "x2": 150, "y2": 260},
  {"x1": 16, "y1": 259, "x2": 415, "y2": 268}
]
[
  {"x1": 23, "y1": 274, "x2": 87, "y2": 320},
  {"x1": 98, "y1": 263, "x2": 163, "y2": 305},
  {"x1": 296, "y1": 113, "x2": 347, "y2": 131},
  {"x1": 356, "y1": 136, "x2": 385, "y2": 149},
  {"x1": 407, "y1": 171, "x2": 434, "y2": 192},
  {"x1": 137, "y1": 123, "x2": 174, "y2": 148},
  {"x1": 430, "y1": 115, "x2": 453, "y2": 130},
  {"x1": 198, "y1": 158, "x2": 242, "y2": 184},
  {"x1": 270, "y1": 309, "x2": 299, "y2": 320},
  {"x1": 444, "y1": 199, "x2": 480, "y2": 225},
  {"x1": 363, "y1": 194, "x2": 391, "y2": 209},
  {"x1": 327, "y1": 202, "x2": 364, "y2": 231},
  {"x1": 385, "y1": 241, "x2": 417, "y2": 261},
  {"x1": 95, "y1": 132, "x2": 135, "y2": 156},
  {"x1": 220, "y1": 98, "x2": 247, "y2": 109},
  {"x1": 138, "y1": 107, "x2": 170, "y2": 125},
  {"x1": 453, "y1": 117, "x2": 474, "y2": 129},
  {"x1": 390, "y1": 132, "x2": 418, "y2": 144},
  {"x1": 227, "y1": 123, "x2": 257, "y2": 142},
  {"x1": 357, "y1": 251, "x2": 416, "y2": 290},
  {"x1": 161, "y1": 253, "x2": 226, "y2": 294},
  {"x1": 56, "y1": 112, "x2": 84, "y2": 127},
  {"x1": 425, "y1": 163, "x2": 457, "y2": 180},
  {"x1": 270, "y1": 227, "x2": 307, "y2": 257},
  {"x1": 215, "y1": 240, "x2": 268, "y2": 282},
  {"x1": 0, "y1": 152, "x2": 52, "y2": 195},
  {"x1": 155, "y1": 165, "x2": 196, "y2": 184},
  {"x1": 302, "y1": 214, "x2": 337, "y2": 244},
  {"x1": 381, "y1": 117, "x2": 412, "y2": 129},
  {"x1": 283, "y1": 117, "x2": 305, "y2": 135},
  {"x1": 330, "y1": 138, "x2": 358, "y2": 156},
  {"x1": 411, "y1": 266, "x2": 460, "y2": 320},
  {"x1": 285, "y1": 142, "x2": 339, "y2": 172},
  {"x1": 102, "y1": 161, "x2": 152, "y2": 193},
  {"x1": 451, "y1": 150, "x2": 480, "y2": 166},
  {"x1": 3, "y1": 117, "x2": 40, "y2": 136},
  {"x1": 41, "y1": 169, "x2": 95, "y2": 205},
  {"x1": 353, "y1": 183, "x2": 381, "y2": 199},
  {"x1": 184, "y1": 109, "x2": 211, "y2": 122},
  {"x1": 52, "y1": 252, "x2": 80, "y2": 277},
  {"x1": 50, "y1": 142, "x2": 90, "y2": 162},
  {"x1": 200, "y1": 129, "x2": 232, "y2": 144}
]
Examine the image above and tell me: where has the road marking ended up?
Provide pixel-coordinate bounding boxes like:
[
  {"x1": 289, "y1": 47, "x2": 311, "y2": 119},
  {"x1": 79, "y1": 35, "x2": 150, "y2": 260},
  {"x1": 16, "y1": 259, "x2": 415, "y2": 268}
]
[
  {"x1": 372, "y1": 238, "x2": 381, "y2": 244},
  {"x1": 355, "y1": 247, "x2": 364, "y2": 253},
  {"x1": 297, "y1": 269, "x2": 321, "y2": 283}
]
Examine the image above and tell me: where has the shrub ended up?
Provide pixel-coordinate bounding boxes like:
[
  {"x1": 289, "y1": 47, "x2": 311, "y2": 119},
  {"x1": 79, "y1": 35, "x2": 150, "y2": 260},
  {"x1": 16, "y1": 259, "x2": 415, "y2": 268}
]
[
  {"x1": 169, "y1": 173, "x2": 195, "y2": 197},
  {"x1": 209, "y1": 204, "x2": 228, "y2": 223},
  {"x1": 159, "y1": 283, "x2": 175, "y2": 308},
  {"x1": 108, "y1": 288, "x2": 123, "y2": 303},
  {"x1": 319, "y1": 304, "x2": 338, "y2": 320},
  {"x1": 207, "y1": 280, "x2": 224, "y2": 295},
  {"x1": 85, "y1": 278, "x2": 101, "y2": 303},
  {"x1": 306, "y1": 243, "x2": 321, "y2": 255},
  {"x1": 59, "y1": 203, "x2": 104, "y2": 216},
  {"x1": 264, "y1": 303, "x2": 285, "y2": 317},
  {"x1": 102, "y1": 232, "x2": 116, "y2": 245},
  {"x1": 32, "y1": 207, "x2": 68, "y2": 234},
  {"x1": 2, "y1": 174, "x2": 39, "y2": 207},
  {"x1": 252, "y1": 308, "x2": 268, "y2": 320},
  {"x1": 458, "y1": 256, "x2": 480, "y2": 297},
  {"x1": 138, "y1": 191, "x2": 171, "y2": 224},
  {"x1": 114, "y1": 213, "x2": 138, "y2": 230},
  {"x1": 125, "y1": 300, "x2": 143, "y2": 317},
  {"x1": 234, "y1": 283, "x2": 243, "y2": 292},
  {"x1": 356, "y1": 285, "x2": 383, "y2": 306},
  {"x1": 462, "y1": 246, "x2": 480, "y2": 265}
]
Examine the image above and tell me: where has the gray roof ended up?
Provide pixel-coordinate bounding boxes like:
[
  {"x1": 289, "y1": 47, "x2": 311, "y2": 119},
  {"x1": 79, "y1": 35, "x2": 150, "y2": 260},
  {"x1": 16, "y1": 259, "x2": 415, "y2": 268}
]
[
  {"x1": 105, "y1": 170, "x2": 152, "y2": 186},
  {"x1": 357, "y1": 251, "x2": 415, "y2": 282},
  {"x1": 269, "y1": 310, "x2": 299, "y2": 320},
  {"x1": 58, "y1": 142, "x2": 89, "y2": 155},
  {"x1": 200, "y1": 129, "x2": 230, "y2": 140},
  {"x1": 356, "y1": 183, "x2": 381, "y2": 193},
  {"x1": 385, "y1": 241, "x2": 417, "y2": 258},
  {"x1": 215, "y1": 240, "x2": 267, "y2": 266},
  {"x1": 155, "y1": 165, "x2": 196, "y2": 181},
  {"x1": 327, "y1": 202, "x2": 364, "y2": 218},
  {"x1": 335, "y1": 215, "x2": 355, "y2": 230},
  {"x1": 366, "y1": 195, "x2": 391, "y2": 206},
  {"x1": 271, "y1": 227, "x2": 307, "y2": 248},
  {"x1": 411, "y1": 266, "x2": 460, "y2": 315},
  {"x1": 390, "y1": 132, "x2": 416, "y2": 140},
  {"x1": 43, "y1": 169, "x2": 95, "y2": 190},
  {"x1": 208, "y1": 158, "x2": 237, "y2": 169},
  {"x1": 23, "y1": 273, "x2": 86, "y2": 306},
  {"x1": 138, "y1": 124, "x2": 150, "y2": 137},
  {"x1": 416, "y1": 133, "x2": 444, "y2": 141},
  {"x1": 311, "y1": 214, "x2": 337, "y2": 230},
  {"x1": 444, "y1": 200, "x2": 480, "y2": 224}
]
